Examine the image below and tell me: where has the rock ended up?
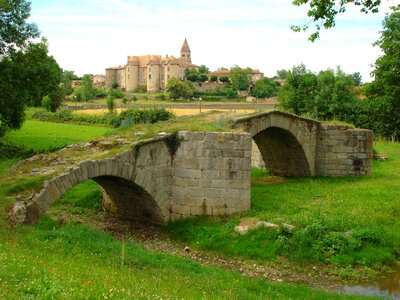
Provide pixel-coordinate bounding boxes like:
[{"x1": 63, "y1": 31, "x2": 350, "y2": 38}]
[
  {"x1": 234, "y1": 225, "x2": 250, "y2": 235},
  {"x1": 98, "y1": 140, "x2": 117, "y2": 150},
  {"x1": 282, "y1": 223, "x2": 295, "y2": 231},
  {"x1": 158, "y1": 132, "x2": 167, "y2": 136},
  {"x1": 184, "y1": 246, "x2": 190, "y2": 252},
  {"x1": 8, "y1": 201, "x2": 27, "y2": 226},
  {"x1": 136, "y1": 131, "x2": 145, "y2": 136},
  {"x1": 256, "y1": 221, "x2": 279, "y2": 229},
  {"x1": 373, "y1": 153, "x2": 387, "y2": 161}
]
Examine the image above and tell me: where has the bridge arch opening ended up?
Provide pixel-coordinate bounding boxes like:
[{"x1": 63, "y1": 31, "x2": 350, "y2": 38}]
[
  {"x1": 252, "y1": 126, "x2": 311, "y2": 177},
  {"x1": 93, "y1": 176, "x2": 163, "y2": 225}
]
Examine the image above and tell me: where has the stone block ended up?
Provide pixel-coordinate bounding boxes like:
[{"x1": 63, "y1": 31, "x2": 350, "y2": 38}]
[
  {"x1": 174, "y1": 177, "x2": 200, "y2": 187},
  {"x1": 25, "y1": 201, "x2": 44, "y2": 225},
  {"x1": 206, "y1": 188, "x2": 223, "y2": 198},
  {"x1": 186, "y1": 187, "x2": 206, "y2": 197},
  {"x1": 58, "y1": 173, "x2": 72, "y2": 191},
  {"x1": 47, "y1": 180, "x2": 62, "y2": 200},
  {"x1": 174, "y1": 168, "x2": 202, "y2": 179}
]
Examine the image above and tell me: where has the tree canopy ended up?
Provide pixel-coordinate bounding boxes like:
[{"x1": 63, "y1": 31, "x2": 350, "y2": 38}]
[
  {"x1": 0, "y1": 0, "x2": 39, "y2": 54},
  {"x1": 230, "y1": 66, "x2": 252, "y2": 91},
  {"x1": 292, "y1": 0, "x2": 385, "y2": 41},
  {"x1": 358, "y1": 5, "x2": 400, "y2": 139},
  {"x1": 0, "y1": 39, "x2": 63, "y2": 134},
  {"x1": 166, "y1": 78, "x2": 194, "y2": 101},
  {"x1": 278, "y1": 64, "x2": 358, "y2": 120}
]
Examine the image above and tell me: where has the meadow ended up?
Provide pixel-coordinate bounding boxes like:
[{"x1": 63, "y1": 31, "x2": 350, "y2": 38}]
[
  {"x1": 166, "y1": 142, "x2": 400, "y2": 279},
  {"x1": 0, "y1": 117, "x2": 399, "y2": 298},
  {"x1": 0, "y1": 120, "x2": 368, "y2": 299},
  {"x1": 2, "y1": 120, "x2": 113, "y2": 152}
]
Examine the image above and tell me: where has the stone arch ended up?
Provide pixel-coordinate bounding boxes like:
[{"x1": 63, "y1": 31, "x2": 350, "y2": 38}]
[
  {"x1": 24, "y1": 156, "x2": 165, "y2": 225},
  {"x1": 234, "y1": 111, "x2": 320, "y2": 177},
  {"x1": 253, "y1": 127, "x2": 311, "y2": 176}
]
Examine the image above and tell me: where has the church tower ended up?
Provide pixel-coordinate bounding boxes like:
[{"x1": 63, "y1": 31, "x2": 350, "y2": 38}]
[{"x1": 180, "y1": 38, "x2": 192, "y2": 65}]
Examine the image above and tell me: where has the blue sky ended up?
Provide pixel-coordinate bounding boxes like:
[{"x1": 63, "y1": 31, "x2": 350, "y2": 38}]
[{"x1": 29, "y1": 0, "x2": 396, "y2": 81}]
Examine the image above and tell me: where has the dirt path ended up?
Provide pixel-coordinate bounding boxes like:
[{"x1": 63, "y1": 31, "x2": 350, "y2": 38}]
[{"x1": 94, "y1": 216, "x2": 346, "y2": 293}]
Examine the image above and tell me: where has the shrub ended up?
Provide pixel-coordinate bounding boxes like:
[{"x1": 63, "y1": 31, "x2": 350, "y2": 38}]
[
  {"x1": 0, "y1": 141, "x2": 35, "y2": 159},
  {"x1": 41, "y1": 95, "x2": 52, "y2": 112},
  {"x1": 210, "y1": 75, "x2": 218, "y2": 82},
  {"x1": 108, "y1": 89, "x2": 124, "y2": 99},
  {"x1": 119, "y1": 108, "x2": 175, "y2": 126},
  {"x1": 135, "y1": 85, "x2": 147, "y2": 93}
]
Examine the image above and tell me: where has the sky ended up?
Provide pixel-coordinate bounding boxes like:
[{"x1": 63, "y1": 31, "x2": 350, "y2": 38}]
[{"x1": 29, "y1": 0, "x2": 397, "y2": 82}]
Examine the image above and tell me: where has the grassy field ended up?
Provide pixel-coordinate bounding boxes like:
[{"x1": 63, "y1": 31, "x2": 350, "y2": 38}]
[
  {"x1": 2, "y1": 120, "x2": 114, "y2": 152},
  {"x1": 165, "y1": 142, "x2": 400, "y2": 279},
  {"x1": 1, "y1": 116, "x2": 399, "y2": 298},
  {"x1": 0, "y1": 174, "x2": 364, "y2": 299}
]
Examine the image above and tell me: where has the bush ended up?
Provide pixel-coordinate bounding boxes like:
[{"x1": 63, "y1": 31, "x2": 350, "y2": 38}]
[
  {"x1": 210, "y1": 75, "x2": 218, "y2": 82},
  {"x1": 119, "y1": 108, "x2": 175, "y2": 126},
  {"x1": 0, "y1": 141, "x2": 35, "y2": 159},
  {"x1": 135, "y1": 85, "x2": 147, "y2": 93},
  {"x1": 41, "y1": 95, "x2": 52, "y2": 112},
  {"x1": 219, "y1": 76, "x2": 230, "y2": 83},
  {"x1": 108, "y1": 89, "x2": 124, "y2": 99}
]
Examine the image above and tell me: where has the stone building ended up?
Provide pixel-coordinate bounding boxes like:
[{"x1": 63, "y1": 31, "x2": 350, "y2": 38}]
[{"x1": 105, "y1": 39, "x2": 196, "y2": 92}]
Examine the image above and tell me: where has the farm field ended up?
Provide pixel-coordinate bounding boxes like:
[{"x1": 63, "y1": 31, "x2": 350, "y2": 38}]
[{"x1": 75, "y1": 107, "x2": 256, "y2": 117}]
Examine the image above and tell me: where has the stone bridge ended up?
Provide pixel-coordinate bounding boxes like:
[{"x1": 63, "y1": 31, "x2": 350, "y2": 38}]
[{"x1": 12, "y1": 110, "x2": 373, "y2": 226}]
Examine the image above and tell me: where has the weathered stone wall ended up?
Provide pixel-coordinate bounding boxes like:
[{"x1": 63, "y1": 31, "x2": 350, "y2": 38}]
[
  {"x1": 251, "y1": 140, "x2": 265, "y2": 169},
  {"x1": 316, "y1": 124, "x2": 373, "y2": 176},
  {"x1": 20, "y1": 131, "x2": 252, "y2": 226},
  {"x1": 170, "y1": 131, "x2": 252, "y2": 221}
]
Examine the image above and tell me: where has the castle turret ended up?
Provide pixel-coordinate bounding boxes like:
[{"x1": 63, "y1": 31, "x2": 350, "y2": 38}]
[
  {"x1": 147, "y1": 55, "x2": 161, "y2": 92},
  {"x1": 180, "y1": 38, "x2": 192, "y2": 65},
  {"x1": 126, "y1": 56, "x2": 139, "y2": 92}
]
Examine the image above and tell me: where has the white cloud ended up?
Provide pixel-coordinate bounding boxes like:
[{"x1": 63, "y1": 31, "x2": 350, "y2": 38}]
[{"x1": 29, "y1": 0, "x2": 393, "y2": 81}]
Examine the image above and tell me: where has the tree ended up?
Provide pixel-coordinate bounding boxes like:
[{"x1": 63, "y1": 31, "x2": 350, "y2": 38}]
[
  {"x1": 166, "y1": 78, "x2": 194, "y2": 101},
  {"x1": 278, "y1": 64, "x2": 318, "y2": 115},
  {"x1": 107, "y1": 94, "x2": 115, "y2": 113},
  {"x1": 210, "y1": 74, "x2": 218, "y2": 82},
  {"x1": 251, "y1": 77, "x2": 278, "y2": 99},
  {"x1": 276, "y1": 69, "x2": 289, "y2": 79},
  {"x1": 198, "y1": 65, "x2": 209, "y2": 74},
  {"x1": 0, "y1": 38, "x2": 63, "y2": 135},
  {"x1": 292, "y1": 0, "x2": 386, "y2": 41},
  {"x1": 219, "y1": 76, "x2": 230, "y2": 83},
  {"x1": 79, "y1": 75, "x2": 95, "y2": 101},
  {"x1": 230, "y1": 66, "x2": 252, "y2": 91},
  {"x1": 0, "y1": 0, "x2": 39, "y2": 55},
  {"x1": 14, "y1": 39, "x2": 62, "y2": 107},
  {"x1": 186, "y1": 73, "x2": 199, "y2": 82},
  {"x1": 198, "y1": 73, "x2": 208, "y2": 82},
  {"x1": 278, "y1": 64, "x2": 358, "y2": 120},
  {"x1": 225, "y1": 86, "x2": 238, "y2": 99},
  {"x1": 351, "y1": 72, "x2": 363, "y2": 86},
  {"x1": 61, "y1": 70, "x2": 75, "y2": 96},
  {"x1": 359, "y1": 5, "x2": 400, "y2": 139}
]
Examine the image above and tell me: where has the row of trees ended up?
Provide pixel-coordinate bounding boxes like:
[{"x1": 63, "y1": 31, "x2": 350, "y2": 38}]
[{"x1": 280, "y1": 5, "x2": 400, "y2": 140}]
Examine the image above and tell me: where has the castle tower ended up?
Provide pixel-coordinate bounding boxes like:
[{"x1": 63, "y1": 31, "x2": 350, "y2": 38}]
[
  {"x1": 126, "y1": 56, "x2": 139, "y2": 92},
  {"x1": 180, "y1": 38, "x2": 192, "y2": 65}
]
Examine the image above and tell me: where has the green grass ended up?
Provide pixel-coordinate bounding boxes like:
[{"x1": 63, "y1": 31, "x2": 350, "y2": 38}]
[
  {"x1": 0, "y1": 219, "x2": 364, "y2": 299},
  {"x1": 165, "y1": 141, "x2": 400, "y2": 277},
  {"x1": 2, "y1": 120, "x2": 114, "y2": 152}
]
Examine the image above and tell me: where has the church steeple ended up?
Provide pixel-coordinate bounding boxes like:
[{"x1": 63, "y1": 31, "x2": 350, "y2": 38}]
[{"x1": 180, "y1": 38, "x2": 191, "y2": 65}]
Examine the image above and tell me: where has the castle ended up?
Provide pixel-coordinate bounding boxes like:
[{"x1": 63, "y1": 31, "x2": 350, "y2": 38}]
[{"x1": 105, "y1": 39, "x2": 196, "y2": 92}]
